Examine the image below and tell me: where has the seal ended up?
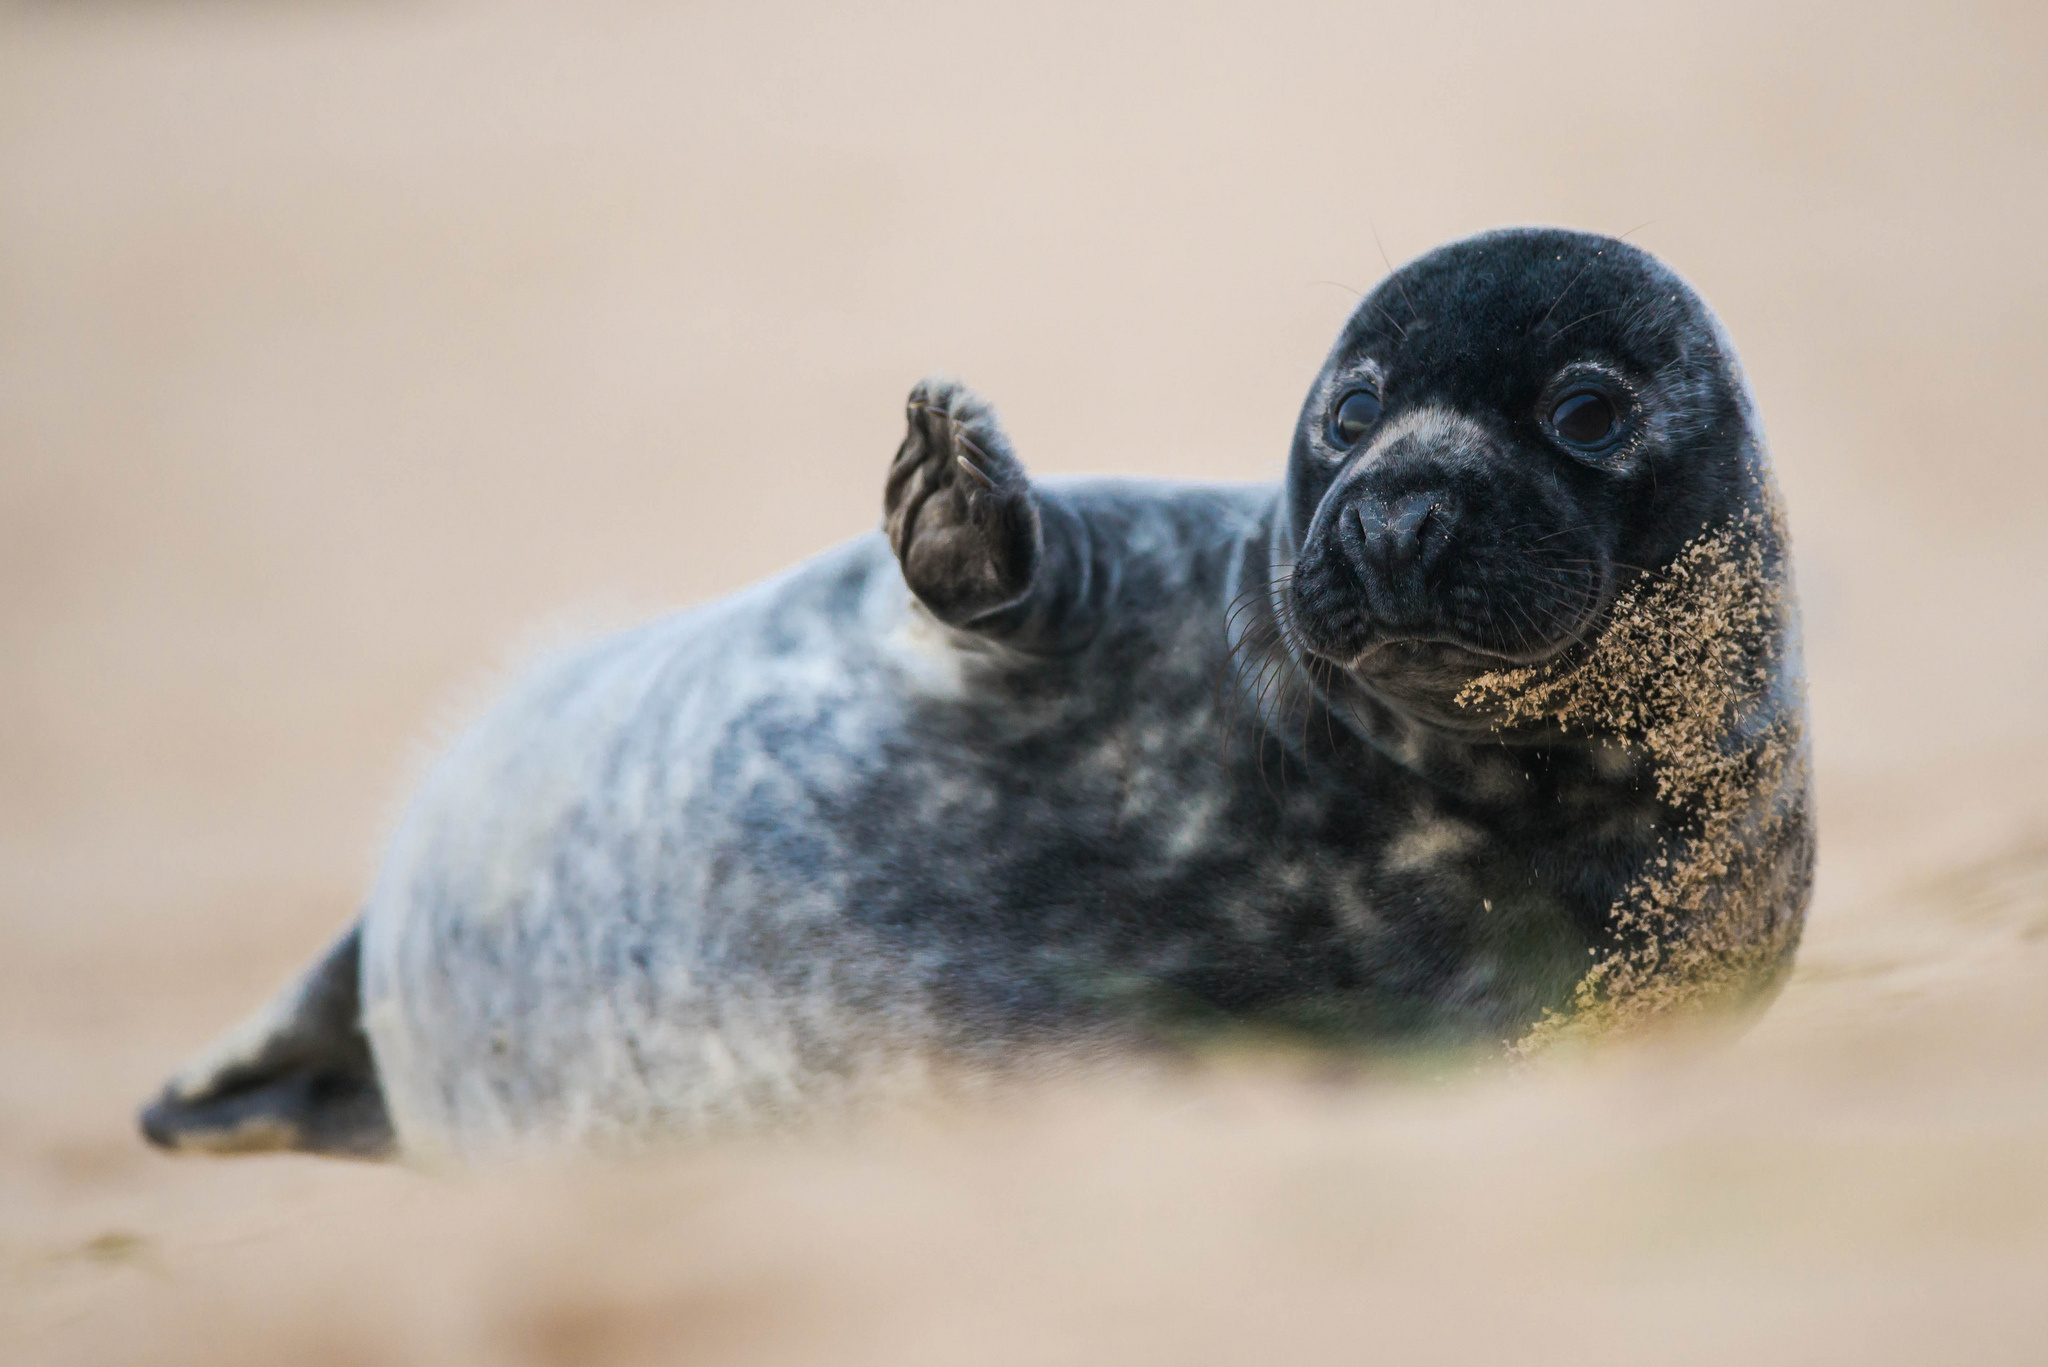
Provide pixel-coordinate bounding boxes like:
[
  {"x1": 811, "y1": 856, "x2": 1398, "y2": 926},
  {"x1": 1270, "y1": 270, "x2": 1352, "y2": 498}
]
[{"x1": 140, "y1": 227, "x2": 1813, "y2": 1164}]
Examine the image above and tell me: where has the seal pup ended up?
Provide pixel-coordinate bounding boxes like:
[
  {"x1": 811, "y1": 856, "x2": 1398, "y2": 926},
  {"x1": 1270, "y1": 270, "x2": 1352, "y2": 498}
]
[{"x1": 141, "y1": 227, "x2": 1813, "y2": 1164}]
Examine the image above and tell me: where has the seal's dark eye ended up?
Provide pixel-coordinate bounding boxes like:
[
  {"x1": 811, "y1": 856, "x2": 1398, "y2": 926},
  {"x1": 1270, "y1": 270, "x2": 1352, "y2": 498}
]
[
  {"x1": 1330, "y1": 389, "x2": 1383, "y2": 446},
  {"x1": 1551, "y1": 390, "x2": 1617, "y2": 448}
]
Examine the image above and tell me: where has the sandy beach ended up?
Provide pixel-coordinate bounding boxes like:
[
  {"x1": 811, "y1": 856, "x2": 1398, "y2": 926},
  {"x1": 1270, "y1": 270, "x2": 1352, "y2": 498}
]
[{"x1": 4, "y1": 2, "x2": 2045, "y2": 1361}]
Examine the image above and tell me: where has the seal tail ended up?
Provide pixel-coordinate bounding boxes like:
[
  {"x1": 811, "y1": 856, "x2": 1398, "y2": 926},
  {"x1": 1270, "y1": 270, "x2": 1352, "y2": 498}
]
[{"x1": 139, "y1": 920, "x2": 395, "y2": 1160}]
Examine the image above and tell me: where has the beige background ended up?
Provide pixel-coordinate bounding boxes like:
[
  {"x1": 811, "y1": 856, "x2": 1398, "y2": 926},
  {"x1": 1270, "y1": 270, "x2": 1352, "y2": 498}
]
[{"x1": 4, "y1": 2, "x2": 2046, "y2": 1363}]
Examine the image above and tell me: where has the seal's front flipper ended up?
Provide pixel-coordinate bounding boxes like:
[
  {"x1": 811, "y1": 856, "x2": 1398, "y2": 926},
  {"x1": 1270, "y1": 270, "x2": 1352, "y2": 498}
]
[
  {"x1": 884, "y1": 377, "x2": 1106, "y2": 652},
  {"x1": 885, "y1": 377, "x2": 1043, "y2": 627},
  {"x1": 139, "y1": 921, "x2": 394, "y2": 1160}
]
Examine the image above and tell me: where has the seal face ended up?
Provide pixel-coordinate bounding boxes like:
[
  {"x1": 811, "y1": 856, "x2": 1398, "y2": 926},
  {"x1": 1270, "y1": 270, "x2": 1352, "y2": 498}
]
[
  {"x1": 1284, "y1": 231, "x2": 1754, "y2": 735},
  {"x1": 140, "y1": 228, "x2": 1813, "y2": 1163}
]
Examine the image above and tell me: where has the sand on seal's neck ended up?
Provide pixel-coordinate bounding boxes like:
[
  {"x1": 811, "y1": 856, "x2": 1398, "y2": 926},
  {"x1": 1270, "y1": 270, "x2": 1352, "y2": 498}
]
[{"x1": 1456, "y1": 504, "x2": 1814, "y2": 1049}]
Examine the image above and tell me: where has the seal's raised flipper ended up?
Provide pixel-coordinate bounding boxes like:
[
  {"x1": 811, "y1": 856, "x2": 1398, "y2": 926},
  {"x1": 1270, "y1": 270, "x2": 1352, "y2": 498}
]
[
  {"x1": 884, "y1": 377, "x2": 1106, "y2": 651},
  {"x1": 139, "y1": 921, "x2": 394, "y2": 1159},
  {"x1": 886, "y1": 377, "x2": 1042, "y2": 626}
]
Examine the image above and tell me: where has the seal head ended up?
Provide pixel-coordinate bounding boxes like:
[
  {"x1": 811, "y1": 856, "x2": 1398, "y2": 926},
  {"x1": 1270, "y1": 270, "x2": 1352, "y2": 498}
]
[{"x1": 1284, "y1": 228, "x2": 1762, "y2": 740}]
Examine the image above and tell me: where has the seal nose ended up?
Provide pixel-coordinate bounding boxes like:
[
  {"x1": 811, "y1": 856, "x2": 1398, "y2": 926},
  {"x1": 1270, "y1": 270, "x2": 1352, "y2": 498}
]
[{"x1": 1341, "y1": 492, "x2": 1446, "y2": 583}]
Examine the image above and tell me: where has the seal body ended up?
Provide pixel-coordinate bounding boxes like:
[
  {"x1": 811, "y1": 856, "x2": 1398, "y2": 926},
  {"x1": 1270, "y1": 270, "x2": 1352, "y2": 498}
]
[
  {"x1": 142, "y1": 228, "x2": 1814, "y2": 1163},
  {"x1": 360, "y1": 492, "x2": 1601, "y2": 1160}
]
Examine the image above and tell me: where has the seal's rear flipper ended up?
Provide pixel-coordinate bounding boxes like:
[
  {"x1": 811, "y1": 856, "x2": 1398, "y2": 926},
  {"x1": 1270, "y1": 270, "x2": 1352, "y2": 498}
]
[{"x1": 139, "y1": 921, "x2": 394, "y2": 1160}]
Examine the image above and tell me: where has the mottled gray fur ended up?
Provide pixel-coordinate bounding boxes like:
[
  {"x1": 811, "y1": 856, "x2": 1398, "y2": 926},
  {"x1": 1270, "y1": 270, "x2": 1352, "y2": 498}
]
[{"x1": 141, "y1": 229, "x2": 1813, "y2": 1164}]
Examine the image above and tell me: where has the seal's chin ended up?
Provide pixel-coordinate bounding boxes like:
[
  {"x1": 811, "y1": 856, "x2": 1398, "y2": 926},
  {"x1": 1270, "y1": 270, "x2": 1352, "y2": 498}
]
[{"x1": 1307, "y1": 638, "x2": 1530, "y2": 737}]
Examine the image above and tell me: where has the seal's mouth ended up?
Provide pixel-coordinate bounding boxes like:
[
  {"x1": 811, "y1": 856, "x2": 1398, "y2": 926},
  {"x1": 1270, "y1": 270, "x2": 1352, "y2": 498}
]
[
  {"x1": 1284, "y1": 561, "x2": 1611, "y2": 686},
  {"x1": 1344, "y1": 594, "x2": 1605, "y2": 669},
  {"x1": 1340, "y1": 631, "x2": 1562, "y2": 674}
]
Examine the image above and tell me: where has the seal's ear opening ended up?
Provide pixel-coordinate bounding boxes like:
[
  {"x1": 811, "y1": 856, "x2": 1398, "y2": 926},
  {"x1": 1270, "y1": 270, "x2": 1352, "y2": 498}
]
[{"x1": 138, "y1": 922, "x2": 395, "y2": 1161}]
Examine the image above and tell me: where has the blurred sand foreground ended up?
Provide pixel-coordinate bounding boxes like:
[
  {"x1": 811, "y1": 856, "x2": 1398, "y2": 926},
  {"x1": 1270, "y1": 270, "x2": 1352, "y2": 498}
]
[{"x1": 3, "y1": 2, "x2": 2046, "y2": 1363}]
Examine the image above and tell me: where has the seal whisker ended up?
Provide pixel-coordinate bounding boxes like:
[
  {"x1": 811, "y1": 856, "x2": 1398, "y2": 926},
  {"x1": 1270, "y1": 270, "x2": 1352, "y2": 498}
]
[
  {"x1": 1545, "y1": 307, "x2": 1619, "y2": 345},
  {"x1": 1372, "y1": 222, "x2": 1423, "y2": 325}
]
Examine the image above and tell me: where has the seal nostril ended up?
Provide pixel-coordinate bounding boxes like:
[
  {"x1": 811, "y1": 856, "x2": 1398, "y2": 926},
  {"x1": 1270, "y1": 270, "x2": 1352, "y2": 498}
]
[
  {"x1": 1386, "y1": 494, "x2": 1434, "y2": 573},
  {"x1": 1340, "y1": 503, "x2": 1374, "y2": 581}
]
